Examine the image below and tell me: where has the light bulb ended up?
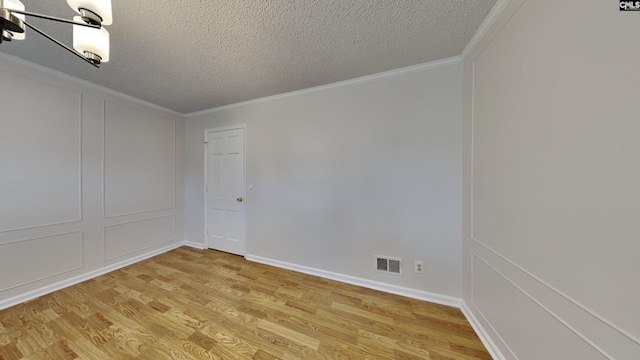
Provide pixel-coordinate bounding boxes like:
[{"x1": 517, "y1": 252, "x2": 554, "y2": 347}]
[
  {"x1": 67, "y1": 0, "x2": 112, "y2": 25},
  {"x1": 3, "y1": 0, "x2": 25, "y2": 40},
  {"x1": 73, "y1": 16, "x2": 109, "y2": 63}
]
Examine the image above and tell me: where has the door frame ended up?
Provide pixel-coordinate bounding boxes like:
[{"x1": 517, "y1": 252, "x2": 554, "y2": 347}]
[{"x1": 203, "y1": 124, "x2": 247, "y2": 254}]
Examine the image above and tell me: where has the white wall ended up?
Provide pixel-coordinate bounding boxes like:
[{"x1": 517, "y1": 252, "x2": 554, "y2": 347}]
[
  {"x1": 462, "y1": 0, "x2": 640, "y2": 359},
  {"x1": 185, "y1": 62, "x2": 463, "y2": 299},
  {"x1": 0, "y1": 53, "x2": 185, "y2": 309}
]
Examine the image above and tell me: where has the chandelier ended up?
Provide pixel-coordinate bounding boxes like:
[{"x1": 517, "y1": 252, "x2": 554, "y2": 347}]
[{"x1": 0, "y1": 0, "x2": 112, "y2": 67}]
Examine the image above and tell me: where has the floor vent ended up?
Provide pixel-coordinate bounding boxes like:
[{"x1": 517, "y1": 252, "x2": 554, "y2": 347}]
[{"x1": 375, "y1": 255, "x2": 403, "y2": 275}]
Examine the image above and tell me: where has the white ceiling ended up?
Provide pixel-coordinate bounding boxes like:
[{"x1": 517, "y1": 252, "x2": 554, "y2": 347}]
[{"x1": 1, "y1": 0, "x2": 497, "y2": 114}]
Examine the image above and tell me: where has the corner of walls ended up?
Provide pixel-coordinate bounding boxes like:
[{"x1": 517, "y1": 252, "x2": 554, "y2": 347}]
[
  {"x1": 460, "y1": 0, "x2": 514, "y2": 62},
  {"x1": 184, "y1": 240, "x2": 206, "y2": 250},
  {"x1": 460, "y1": 301, "x2": 509, "y2": 360},
  {"x1": 461, "y1": 0, "x2": 519, "y2": 358}
]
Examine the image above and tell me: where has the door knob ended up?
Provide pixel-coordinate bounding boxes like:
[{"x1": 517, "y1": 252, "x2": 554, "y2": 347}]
[{"x1": 236, "y1": 196, "x2": 243, "y2": 202}]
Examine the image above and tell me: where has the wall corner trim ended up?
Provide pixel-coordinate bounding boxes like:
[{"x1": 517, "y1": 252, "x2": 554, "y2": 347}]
[
  {"x1": 460, "y1": 0, "x2": 513, "y2": 61},
  {"x1": 0, "y1": 241, "x2": 184, "y2": 311},
  {"x1": 461, "y1": 301, "x2": 509, "y2": 360},
  {"x1": 245, "y1": 254, "x2": 461, "y2": 308},
  {"x1": 184, "y1": 240, "x2": 207, "y2": 250}
]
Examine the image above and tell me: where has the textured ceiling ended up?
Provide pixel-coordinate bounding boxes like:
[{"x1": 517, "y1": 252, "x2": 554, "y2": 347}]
[{"x1": 1, "y1": 0, "x2": 497, "y2": 114}]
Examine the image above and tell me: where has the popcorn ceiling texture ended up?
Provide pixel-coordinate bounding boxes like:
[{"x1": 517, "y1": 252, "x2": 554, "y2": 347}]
[{"x1": 1, "y1": 0, "x2": 496, "y2": 114}]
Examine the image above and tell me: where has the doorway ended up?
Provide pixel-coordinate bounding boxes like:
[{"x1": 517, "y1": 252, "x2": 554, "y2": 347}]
[{"x1": 204, "y1": 126, "x2": 246, "y2": 255}]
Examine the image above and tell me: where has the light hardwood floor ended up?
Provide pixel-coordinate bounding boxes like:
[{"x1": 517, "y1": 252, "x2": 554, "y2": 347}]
[{"x1": 0, "y1": 247, "x2": 490, "y2": 359}]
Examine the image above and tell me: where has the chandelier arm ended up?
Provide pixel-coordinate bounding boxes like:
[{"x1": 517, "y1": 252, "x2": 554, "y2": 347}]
[
  {"x1": 3, "y1": 8, "x2": 100, "y2": 29},
  {"x1": 23, "y1": 20, "x2": 99, "y2": 68}
]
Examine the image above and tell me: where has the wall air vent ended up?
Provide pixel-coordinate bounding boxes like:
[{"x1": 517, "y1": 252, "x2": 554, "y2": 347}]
[{"x1": 375, "y1": 255, "x2": 403, "y2": 275}]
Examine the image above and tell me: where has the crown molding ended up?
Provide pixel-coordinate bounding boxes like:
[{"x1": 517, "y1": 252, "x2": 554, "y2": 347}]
[
  {"x1": 0, "y1": 51, "x2": 183, "y2": 117},
  {"x1": 185, "y1": 56, "x2": 463, "y2": 119},
  {"x1": 461, "y1": 0, "x2": 513, "y2": 61}
]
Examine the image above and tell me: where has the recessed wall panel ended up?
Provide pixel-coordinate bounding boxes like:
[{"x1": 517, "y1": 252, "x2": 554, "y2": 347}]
[
  {"x1": 0, "y1": 232, "x2": 83, "y2": 291},
  {"x1": 472, "y1": 254, "x2": 607, "y2": 360},
  {"x1": 104, "y1": 215, "x2": 175, "y2": 260},
  {"x1": 0, "y1": 71, "x2": 81, "y2": 232},
  {"x1": 104, "y1": 102, "x2": 175, "y2": 217}
]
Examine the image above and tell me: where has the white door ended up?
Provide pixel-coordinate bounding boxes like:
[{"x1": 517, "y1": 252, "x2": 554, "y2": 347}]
[{"x1": 205, "y1": 128, "x2": 246, "y2": 255}]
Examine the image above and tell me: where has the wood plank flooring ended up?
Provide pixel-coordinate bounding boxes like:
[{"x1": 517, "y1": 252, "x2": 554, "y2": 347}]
[{"x1": 0, "y1": 247, "x2": 491, "y2": 359}]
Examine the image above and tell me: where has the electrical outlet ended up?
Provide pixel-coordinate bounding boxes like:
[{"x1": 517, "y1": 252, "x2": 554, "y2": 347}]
[{"x1": 415, "y1": 261, "x2": 424, "y2": 274}]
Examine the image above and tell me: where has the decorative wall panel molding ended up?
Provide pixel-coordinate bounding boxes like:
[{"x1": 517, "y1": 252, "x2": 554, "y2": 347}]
[
  {"x1": 472, "y1": 241, "x2": 640, "y2": 359},
  {"x1": 0, "y1": 71, "x2": 82, "y2": 233},
  {"x1": 104, "y1": 215, "x2": 176, "y2": 260},
  {"x1": 0, "y1": 231, "x2": 83, "y2": 292},
  {"x1": 103, "y1": 101, "x2": 176, "y2": 218},
  {"x1": 472, "y1": 253, "x2": 609, "y2": 359}
]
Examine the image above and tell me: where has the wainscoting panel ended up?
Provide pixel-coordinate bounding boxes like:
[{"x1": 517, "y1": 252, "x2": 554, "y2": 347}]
[
  {"x1": 104, "y1": 215, "x2": 176, "y2": 260},
  {"x1": 0, "y1": 232, "x2": 83, "y2": 292},
  {"x1": 472, "y1": 240, "x2": 640, "y2": 359},
  {"x1": 472, "y1": 253, "x2": 608, "y2": 360},
  {"x1": 104, "y1": 101, "x2": 176, "y2": 218},
  {"x1": 0, "y1": 70, "x2": 82, "y2": 233}
]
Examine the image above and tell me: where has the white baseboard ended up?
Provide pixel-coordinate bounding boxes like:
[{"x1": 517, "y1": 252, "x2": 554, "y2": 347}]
[
  {"x1": 184, "y1": 240, "x2": 207, "y2": 250},
  {"x1": 245, "y1": 254, "x2": 461, "y2": 308},
  {"x1": 461, "y1": 301, "x2": 508, "y2": 360},
  {"x1": 0, "y1": 241, "x2": 184, "y2": 311}
]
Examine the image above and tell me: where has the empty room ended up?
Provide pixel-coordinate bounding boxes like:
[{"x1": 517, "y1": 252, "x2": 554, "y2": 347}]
[{"x1": 1, "y1": 0, "x2": 638, "y2": 359}]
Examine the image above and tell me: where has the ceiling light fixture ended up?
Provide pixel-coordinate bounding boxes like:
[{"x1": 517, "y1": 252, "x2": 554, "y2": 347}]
[{"x1": 0, "y1": 0, "x2": 112, "y2": 68}]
